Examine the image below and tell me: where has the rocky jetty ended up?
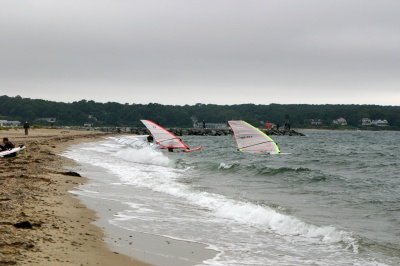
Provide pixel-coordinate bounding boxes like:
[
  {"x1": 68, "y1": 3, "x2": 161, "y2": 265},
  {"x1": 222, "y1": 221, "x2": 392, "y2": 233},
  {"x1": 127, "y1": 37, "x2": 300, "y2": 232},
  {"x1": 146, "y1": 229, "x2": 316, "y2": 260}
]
[
  {"x1": 260, "y1": 129, "x2": 305, "y2": 136},
  {"x1": 69, "y1": 126, "x2": 305, "y2": 136}
]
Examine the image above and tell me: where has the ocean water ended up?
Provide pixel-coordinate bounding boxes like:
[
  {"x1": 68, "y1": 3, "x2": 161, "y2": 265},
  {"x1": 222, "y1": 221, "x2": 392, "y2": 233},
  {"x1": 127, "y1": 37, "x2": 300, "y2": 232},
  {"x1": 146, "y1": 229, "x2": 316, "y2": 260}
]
[{"x1": 64, "y1": 130, "x2": 400, "y2": 266}]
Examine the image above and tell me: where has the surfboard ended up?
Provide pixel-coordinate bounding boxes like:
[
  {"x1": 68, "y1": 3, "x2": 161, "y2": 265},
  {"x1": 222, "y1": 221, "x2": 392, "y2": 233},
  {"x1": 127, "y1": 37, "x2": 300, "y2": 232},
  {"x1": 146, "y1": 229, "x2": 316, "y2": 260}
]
[
  {"x1": 0, "y1": 145, "x2": 26, "y2": 157},
  {"x1": 183, "y1": 145, "x2": 203, "y2": 153}
]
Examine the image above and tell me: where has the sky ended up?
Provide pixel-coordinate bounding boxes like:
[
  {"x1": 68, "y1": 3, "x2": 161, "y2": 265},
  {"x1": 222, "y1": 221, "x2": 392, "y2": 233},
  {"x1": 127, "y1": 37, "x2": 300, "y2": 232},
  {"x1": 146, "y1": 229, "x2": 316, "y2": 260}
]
[{"x1": 0, "y1": 0, "x2": 399, "y2": 105}]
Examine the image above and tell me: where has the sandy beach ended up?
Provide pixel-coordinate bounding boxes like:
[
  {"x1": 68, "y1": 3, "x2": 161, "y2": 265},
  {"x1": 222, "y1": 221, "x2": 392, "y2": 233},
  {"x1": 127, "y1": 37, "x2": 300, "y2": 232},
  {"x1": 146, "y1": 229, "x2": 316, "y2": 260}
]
[{"x1": 0, "y1": 128, "x2": 148, "y2": 266}]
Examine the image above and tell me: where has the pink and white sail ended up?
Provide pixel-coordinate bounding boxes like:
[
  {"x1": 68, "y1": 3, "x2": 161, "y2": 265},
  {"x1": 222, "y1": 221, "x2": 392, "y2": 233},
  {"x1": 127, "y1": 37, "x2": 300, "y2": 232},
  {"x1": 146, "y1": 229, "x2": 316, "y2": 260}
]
[{"x1": 141, "y1": 120, "x2": 189, "y2": 150}]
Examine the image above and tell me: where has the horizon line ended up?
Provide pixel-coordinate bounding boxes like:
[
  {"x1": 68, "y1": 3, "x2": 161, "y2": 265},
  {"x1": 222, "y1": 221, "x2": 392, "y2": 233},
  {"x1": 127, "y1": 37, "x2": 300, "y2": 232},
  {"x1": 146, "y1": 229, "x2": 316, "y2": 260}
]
[{"x1": 2, "y1": 94, "x2": 399, "y2": 107}]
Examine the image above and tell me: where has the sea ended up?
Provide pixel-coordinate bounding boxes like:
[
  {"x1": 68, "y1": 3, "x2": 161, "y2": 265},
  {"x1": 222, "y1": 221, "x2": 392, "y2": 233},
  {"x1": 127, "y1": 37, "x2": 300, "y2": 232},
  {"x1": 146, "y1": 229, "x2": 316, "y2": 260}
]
[{"x1": 63, "y1": 130, "x2": 400, "y2": 266}]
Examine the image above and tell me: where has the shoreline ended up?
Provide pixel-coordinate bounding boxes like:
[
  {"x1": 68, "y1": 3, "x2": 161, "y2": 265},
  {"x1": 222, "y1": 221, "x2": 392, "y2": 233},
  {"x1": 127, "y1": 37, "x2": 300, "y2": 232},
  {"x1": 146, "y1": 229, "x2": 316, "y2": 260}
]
[
  {"x1": 0, "y1": 129, "x2": 148, "y2": 265},
  {"x1": 66, "y1": 141, "x2": 218, "y2": 266}
]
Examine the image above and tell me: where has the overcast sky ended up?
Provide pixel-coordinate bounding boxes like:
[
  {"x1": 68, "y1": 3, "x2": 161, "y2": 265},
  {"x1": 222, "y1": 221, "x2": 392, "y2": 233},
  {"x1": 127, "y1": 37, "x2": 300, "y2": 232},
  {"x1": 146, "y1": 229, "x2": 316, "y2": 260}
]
[{"x1": 0, "y1": 0, "x2": 399, "y2": 105}]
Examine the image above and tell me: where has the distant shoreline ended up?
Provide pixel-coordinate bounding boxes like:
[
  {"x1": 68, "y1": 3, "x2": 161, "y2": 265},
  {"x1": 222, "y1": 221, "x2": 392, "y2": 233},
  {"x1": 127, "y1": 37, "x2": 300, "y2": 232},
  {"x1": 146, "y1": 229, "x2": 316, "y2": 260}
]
[
  {"x1": 1, "y1": 95, "x2": 400, "y2": 130},
  {"x1": 297, "y1": 126, "x2": 399, "y2": 131}
]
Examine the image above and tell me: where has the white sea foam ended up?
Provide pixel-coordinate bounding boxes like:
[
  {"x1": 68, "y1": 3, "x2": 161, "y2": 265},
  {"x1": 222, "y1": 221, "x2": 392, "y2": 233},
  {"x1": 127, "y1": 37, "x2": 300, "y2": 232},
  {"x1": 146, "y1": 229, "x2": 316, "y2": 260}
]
[
  {"x1": 113, "y1": 146, "x2": 171, "y2": 166},
  {"x1": 218, "y1": 162, "x2": 235, "y2": 169},
  {"x1": 91, "y1": 136, "x2": 172, "y2": 167},
  {"x1": 62, "y1": 135, "x2": 397, "y2": 265},
  {"x1": 64, "y1": 136, "x2": 358, "y2": 253}
]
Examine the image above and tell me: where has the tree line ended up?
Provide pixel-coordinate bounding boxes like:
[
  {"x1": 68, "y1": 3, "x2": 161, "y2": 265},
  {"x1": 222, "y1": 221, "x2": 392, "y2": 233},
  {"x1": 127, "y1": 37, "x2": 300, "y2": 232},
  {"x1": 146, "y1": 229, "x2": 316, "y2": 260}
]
[{"x1": 1, "y1": 95, "x2": 399, "y2": 128}]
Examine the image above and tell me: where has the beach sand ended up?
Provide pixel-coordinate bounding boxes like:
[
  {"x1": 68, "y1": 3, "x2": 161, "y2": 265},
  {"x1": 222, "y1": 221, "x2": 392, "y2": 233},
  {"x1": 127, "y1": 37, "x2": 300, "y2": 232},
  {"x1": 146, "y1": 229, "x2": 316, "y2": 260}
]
[{"x1": 0, "y1": 128, "x2": 148, "y2": 265}]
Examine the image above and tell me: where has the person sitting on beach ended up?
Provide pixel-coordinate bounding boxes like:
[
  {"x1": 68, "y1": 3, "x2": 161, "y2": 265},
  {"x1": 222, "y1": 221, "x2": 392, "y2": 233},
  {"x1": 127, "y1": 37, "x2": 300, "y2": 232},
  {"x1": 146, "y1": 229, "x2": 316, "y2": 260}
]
[
  {"x1": 1, "y1": 137, "x2": 15, "y2": 150},
  {"x1": 0, "y1": 137, "x2": 16, "y2": 157}
]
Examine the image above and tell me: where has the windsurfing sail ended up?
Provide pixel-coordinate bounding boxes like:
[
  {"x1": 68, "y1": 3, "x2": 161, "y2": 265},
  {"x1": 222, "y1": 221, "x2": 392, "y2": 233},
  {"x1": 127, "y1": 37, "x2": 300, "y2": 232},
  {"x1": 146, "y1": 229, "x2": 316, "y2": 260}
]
[
  {"x1": 140, "y1": 120, "x2": 201, "y2": 152},
  {"x1": 228, "y1": 120, "x2": 280, "y2": 154}
]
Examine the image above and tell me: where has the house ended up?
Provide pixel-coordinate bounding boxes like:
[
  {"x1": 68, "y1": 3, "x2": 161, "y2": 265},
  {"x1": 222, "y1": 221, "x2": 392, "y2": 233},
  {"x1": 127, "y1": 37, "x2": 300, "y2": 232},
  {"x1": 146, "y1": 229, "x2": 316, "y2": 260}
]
[
  {"x1": 83, "y1": 123, "x2": 93, "y2": 127},
  {"x1": 36, "y1": 117, "x2": 56, "y2": 123},
  {"x1": 310, "y1": 119, "x2": 323, "y2": 126},
  {"x1": 193, "y1": 122, "x2": 228, "y2": 129},
  {"x1": 361, "y1": 118, "x2": 372, "y2": 126},
  {"x1": 361, "y1": 118, "x2": 389, "y2": 127},
  {"x1": 371, "y1": 119, "x2": 389, "y2": 127},
  {"x1": 0, "y1": 120, "x2": 21, "y2": 127},
  {"x1": 332, "y1": 117, "x2": 347, "y2": 126}
]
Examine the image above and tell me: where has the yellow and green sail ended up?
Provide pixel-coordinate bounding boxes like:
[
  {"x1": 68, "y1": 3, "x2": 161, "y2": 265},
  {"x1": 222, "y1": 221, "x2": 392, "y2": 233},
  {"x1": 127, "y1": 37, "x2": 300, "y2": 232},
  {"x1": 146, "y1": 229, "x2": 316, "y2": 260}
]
[{"x1": 228, "y1": 120, "x2": 280, "y2": 154}]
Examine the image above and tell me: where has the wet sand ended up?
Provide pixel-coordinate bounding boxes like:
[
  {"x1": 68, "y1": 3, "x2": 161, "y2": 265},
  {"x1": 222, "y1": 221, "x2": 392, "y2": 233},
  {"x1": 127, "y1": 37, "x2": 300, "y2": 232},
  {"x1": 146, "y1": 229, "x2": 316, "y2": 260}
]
[
  {"x1": 0, "y1": 128, "x2": 148, "y2": 265},
  {"x1": 70, "y1": 164, "x2": 218, "y2": 266}
]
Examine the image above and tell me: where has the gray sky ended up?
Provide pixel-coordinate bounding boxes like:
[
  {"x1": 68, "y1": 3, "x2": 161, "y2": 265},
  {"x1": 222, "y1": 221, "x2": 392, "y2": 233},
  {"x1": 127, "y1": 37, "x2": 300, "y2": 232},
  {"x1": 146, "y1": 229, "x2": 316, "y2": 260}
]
[{"x1": 1, "y1": 0, "x2": 399, "y2": 105}]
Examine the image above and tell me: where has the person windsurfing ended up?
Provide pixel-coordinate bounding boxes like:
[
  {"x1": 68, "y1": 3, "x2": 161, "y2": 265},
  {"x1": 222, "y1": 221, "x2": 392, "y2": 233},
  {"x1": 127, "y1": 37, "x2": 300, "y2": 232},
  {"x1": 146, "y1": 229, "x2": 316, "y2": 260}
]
[
  {"x1": 147, "y1": 134, "x2": 154, "y2": 143},
  {"x1": 140, "y1": 120, "x2": 202, "y2": 152}
]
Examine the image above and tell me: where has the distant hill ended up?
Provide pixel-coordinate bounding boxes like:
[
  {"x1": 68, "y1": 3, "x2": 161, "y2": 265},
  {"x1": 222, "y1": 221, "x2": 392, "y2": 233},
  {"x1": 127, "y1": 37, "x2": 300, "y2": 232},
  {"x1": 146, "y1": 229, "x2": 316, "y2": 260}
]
[{"x1": 1, "y1": 95, "x2": 399, "y2": 129}]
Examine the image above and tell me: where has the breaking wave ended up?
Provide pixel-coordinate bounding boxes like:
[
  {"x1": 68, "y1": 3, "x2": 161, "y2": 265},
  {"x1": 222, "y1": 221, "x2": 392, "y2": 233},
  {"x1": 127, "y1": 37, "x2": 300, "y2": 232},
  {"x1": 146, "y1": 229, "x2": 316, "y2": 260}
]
[{"x1": 65, "y1": 136, "x2": 359, "y2": 253}]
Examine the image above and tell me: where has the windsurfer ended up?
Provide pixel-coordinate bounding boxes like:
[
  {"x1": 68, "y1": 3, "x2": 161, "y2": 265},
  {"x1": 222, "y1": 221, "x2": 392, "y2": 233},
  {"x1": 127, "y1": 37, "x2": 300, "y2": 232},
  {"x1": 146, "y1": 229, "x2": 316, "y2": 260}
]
[
  {"x1": 141, "y1": 120, "x2": 202, "y2": 153},
  {"x1": 147, "y1": 134, "x2": 154, "y2": 143}
]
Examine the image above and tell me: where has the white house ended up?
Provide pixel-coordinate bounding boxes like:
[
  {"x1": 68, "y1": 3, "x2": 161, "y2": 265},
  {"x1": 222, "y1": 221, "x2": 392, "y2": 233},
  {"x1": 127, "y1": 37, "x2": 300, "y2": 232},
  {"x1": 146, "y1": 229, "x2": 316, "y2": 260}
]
[
  {"x1": 361, "y1": 118, "x2": 389, "y2": 127},
  {"x1": 361, "y1": 118, "x2": 372, "y2": 126},
  {"x1": 0, "y1": 120, "x2": 21, "y2": 126},
  {"x1": 36, "y1": 117, "x2": 56, "y2": 123},
  {"x1": 193, "y1": 122, "x2": 228, "y2": 129},
  {"x1": 333, "y1": 117, "x2": 347, "y2": 126},
  {"x1": 310, "y1": 119, "x2": 323, "y2": 126},
  {"x1": 371, "y1": 119, "x2": 389, "y2": 127}
]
